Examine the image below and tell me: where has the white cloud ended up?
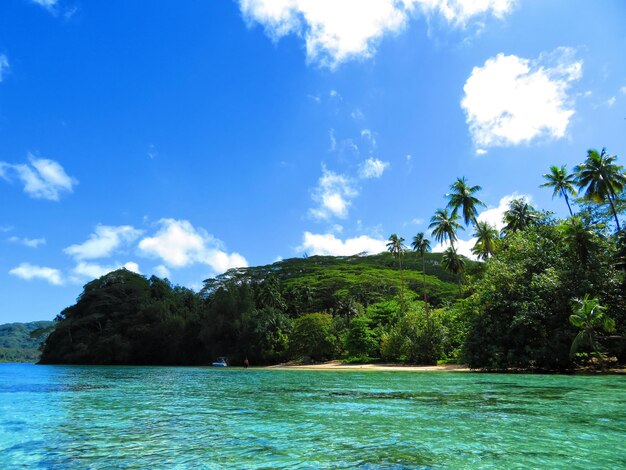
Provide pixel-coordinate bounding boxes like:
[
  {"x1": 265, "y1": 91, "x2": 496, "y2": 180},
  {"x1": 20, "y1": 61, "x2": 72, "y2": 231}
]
[
  {"x1": 239, "y1": 0, "x2": 515, "y2": 67},
  {"x1": 621, "y1": 86, "x2": 626, "y2": 95},
  {"x1": 0, "y1": 55, "x2": 9, "y2": 82},
  {"x1": 607, "y1": 96, "x2": 616, "y2": 107},
  {"x1": 329, "y1": 128, "x2": 337, "y2": 151},
  {"x1": 0, "y1": 155, "x2": 77, "y2": 201},
  {"x1": 71, "y1": 261, "x2": 141, "y2": 280},
  {"x1": 64, "y1": 225, "x2": 142, "y2": 260},
  {"x1": 8, "y1": 236, "x2": 46, "y2": 248},
  {"x1": 461, "y1": 48, "x2": 582, "y2": 148},
  {"x1": 476, "y1": 148, "x2": 487, "y2": 155},
  {"x1": 31, "y1": 0, "x2": 58, "y2": 7},
  {"x1": 9, "y1": 263, "x2": 63, "y2": 285},
  {"x1": 298, "y1": 231, "x2": 386, "y2": 256},
  {"x1": 309, "y1": 166, "x2": 358, "y2": 220},
  {"x1": 358, "y1": 157, "x2": 389, "y2": 179},
  {"x1": 361, "y1": 129, "x2": 376, "y2": 147},
  {"x1": 138, "y1": 219, "x2": 248, "y2": 273},
  {"x1": 432, "y1": 237, "x2": 477, "y2": 259},
  {"x1": 153, "y1": 264, "x2": 171, "y2": 279}
]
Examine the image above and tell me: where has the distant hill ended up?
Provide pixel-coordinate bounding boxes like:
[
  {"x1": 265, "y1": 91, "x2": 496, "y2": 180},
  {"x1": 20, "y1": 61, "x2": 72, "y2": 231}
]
[{"x1": 0, "y1": 321, "x2": 54, "y2": 362}]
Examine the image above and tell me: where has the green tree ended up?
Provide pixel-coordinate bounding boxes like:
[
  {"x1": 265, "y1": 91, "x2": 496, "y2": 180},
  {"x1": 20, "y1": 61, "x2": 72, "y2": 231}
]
[
  {"x1": 569, "y1": 295, "x2": 615, "y2": 362},
  {"x1": 441, "y1": 247, "x2": 465, "y2": 295},
  {"x1": 541, "y1": 165, "x2": 577, "y2": 216},
  {"x1": 387, "y1": 234, "x2": 407, "y2": 310},
  {"x1": 471, "y1": 221, "x2": 499, "y2": 260},
  {"x1": 429, "y1": 208, "x2": 463, "y2": 251},
  {"x1": 501, "y1": 199, "x2": 537, "y2": 235},
  {"x1": 345, "y1": 314, "x2": 378, "y2": 360},
  {"x1": 560, "y1": 216, "x2": 597, "y2": 265},
  {"x1": 575, "y1": 148, "x2": 626, "y2": 231},
  {"x1": 447, "y1": 177, "x2": 485, "y2": 227},
  {"x1": 289, "y1": 313, "x2": 337, "y2": 362},
  {"x1": 411, "y1": 232, "x2": 432, "y2": 325}
]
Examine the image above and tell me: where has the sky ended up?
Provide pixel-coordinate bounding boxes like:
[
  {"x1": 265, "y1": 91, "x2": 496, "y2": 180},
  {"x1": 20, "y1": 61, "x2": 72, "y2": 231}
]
[{"x1": 0, "y1": 0, "x2": 625, "y2": 323}]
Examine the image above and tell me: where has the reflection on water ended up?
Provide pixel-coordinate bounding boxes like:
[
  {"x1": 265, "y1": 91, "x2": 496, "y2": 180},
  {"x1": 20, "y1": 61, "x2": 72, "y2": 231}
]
[{"x1": 0, "y1": 364, "x2": 624, "y2": 468}]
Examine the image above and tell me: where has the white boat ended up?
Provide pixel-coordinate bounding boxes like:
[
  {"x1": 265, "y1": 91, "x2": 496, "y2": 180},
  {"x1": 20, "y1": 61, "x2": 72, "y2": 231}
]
[{"x1": 212, "y1": 356, "x2": 228, "y2": 367}]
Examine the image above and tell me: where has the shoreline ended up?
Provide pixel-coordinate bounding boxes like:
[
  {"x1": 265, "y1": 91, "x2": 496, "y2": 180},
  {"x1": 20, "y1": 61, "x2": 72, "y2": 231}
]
[
  {"x1": 264, "y1": 361, "x2": 470, "y2": 372},
  {"x1": 263, "y1": 360, "x2": 626, "y2": 374}
]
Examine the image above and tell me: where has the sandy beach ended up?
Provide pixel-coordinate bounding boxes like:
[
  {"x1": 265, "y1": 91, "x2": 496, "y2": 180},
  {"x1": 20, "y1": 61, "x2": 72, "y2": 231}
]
[{"x1": 265, "y1": 361, "x2": 470, "y2": 372}]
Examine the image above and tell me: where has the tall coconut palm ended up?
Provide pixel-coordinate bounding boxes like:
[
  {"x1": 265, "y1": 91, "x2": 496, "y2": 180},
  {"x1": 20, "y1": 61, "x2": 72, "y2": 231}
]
[
  {"x1": 441, "y1": 247, "x2": 465, "y2": 295},
  {"x1": 501, "y1": 199, "x2": 537, "y2": 236},
  {"x1": 429, "y1": 208, "x2": 463, "y2": 251},
  {"x1": 541, "y1": 165, "x2": 577, "y2": 216},
  {"x1": 411, "y1": 232, "x2": 432, "y2": 325},
  {"x1": 471, "y1": 221, "x2": 499, "y2": 260},
  {"x1": 447, "y1": 177, "x2": 486, "y2": 228},
  {"x1": 387, "y1": 234, "x2": 406, "y2": 310},
  {"x1": 560, "y1": 216, "x2": 597, "y2": 265},
  {"x1": 574, "y1": 148, "x2": 626, "y2": 231}
]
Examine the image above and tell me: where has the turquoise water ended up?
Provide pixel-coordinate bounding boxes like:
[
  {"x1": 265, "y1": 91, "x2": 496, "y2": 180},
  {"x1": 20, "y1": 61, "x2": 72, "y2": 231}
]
[{"x1": 0, "y1": 364, "x2": 624, "y2": 468}]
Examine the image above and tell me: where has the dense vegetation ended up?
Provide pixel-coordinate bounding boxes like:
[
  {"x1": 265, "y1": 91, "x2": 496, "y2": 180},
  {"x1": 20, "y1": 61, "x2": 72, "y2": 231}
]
[
  {"x1": 0, "y1": 321, "x2": 53, "y2": 362},
  {"x1": 40, "y1": 147, "x2": 626, "y2": 371}
]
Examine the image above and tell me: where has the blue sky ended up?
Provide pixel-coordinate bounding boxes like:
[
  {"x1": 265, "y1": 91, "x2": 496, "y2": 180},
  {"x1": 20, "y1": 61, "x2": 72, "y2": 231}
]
[{"x1": 0, "y1": 0, "x2": 625, "y2": 323}]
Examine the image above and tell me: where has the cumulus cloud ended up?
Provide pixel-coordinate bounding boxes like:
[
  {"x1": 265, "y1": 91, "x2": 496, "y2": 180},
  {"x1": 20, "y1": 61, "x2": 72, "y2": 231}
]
[
  {"x1": 0, "y1": 55, "x2": 9, "y2": 82},
  {"x1": 153, "y1": 264, "x2": 171, "y2": 279},
  {"x1": 0, "y1": 155, "x2": 78, "y2": 201},
  {"x1": 239, "y1": 0, "x2": 515, "y2": 67},
  {"x1": 31, "y1": 0, "x2": 58, "y2": 7},
  {"x1": 298, "y1": 231, "x2": 387, "y2": 256},
  {"x1": 8, "y1": 236, "x2": 46, "y2": 248},
  {"x1": 358, "y1": 157, "x2": 389, "y2": 179},
  {"x1": 65, "y1": 225, "x2": 142, "y2": 260},
  {"x1": 309, "y1": 166, "x2": 358, "y2": 220},
  {"x1": 462, "y1": 48, "x2": 582, "y2": 148},
  {"x1": 9, "y1": 263, "x2": 63, "y2": 285},
  {"x1": 72, "y1": 261, "x2": 141, "y2": 280},
  {"x1": 138, "y1": 219, "x2": 247, "y2": 273}
]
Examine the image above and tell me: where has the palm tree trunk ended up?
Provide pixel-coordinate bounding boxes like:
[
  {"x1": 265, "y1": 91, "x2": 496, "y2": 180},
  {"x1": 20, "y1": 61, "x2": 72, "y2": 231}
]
[
  {"x1": 562, "y1": 189, "x2": 573, "y2": 216},
  {"x1": 422, "y1": 254, "x2": 429, "y2": 328},
  {"x1": 606, "y1": 189, "x2": 622, "y2": 232},
  {"x1": 400, "y1": 256, "x2": 405, "y2": 311}
]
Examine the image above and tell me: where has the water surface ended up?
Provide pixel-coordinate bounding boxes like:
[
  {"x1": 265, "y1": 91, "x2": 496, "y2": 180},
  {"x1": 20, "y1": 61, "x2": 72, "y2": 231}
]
[{"x1": 0, "y1": 364, "x2": 624, "y2": 468}]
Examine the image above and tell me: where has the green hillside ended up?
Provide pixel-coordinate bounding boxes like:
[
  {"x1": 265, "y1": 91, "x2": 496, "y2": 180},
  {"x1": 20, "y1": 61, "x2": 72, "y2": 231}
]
[
  {"x1": 39, "y1": 252, "x2": 471, "y2": 365},
  {"x1": 0, "y1": 321, "x2": 54, "y2": 362}
]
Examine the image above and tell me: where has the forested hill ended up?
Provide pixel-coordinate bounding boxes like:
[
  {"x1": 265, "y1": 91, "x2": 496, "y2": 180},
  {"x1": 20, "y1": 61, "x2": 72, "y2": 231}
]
[
  {"x1": 39, "y1": 252, "x2": 473, "y2": 365},
  {"x1": 0, "y1": 321, "x2": 53, "y2": 362}
]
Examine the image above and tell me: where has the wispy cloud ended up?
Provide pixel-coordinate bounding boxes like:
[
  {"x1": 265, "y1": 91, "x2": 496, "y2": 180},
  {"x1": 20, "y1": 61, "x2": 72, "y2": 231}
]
[
  {"x1": 462, "y1": 47, "x2": 582, "y2": 149},
  {"x1": 9, "y1": 262, "x2": 63, "y2": 285},
  {"x1": 0, "y1": 55, "x2": 9, "y2": 82},
  {"x1": 358, "y1": 157, "x2": 389, "y2": 179},
  {"x1": 0, "y1": 155, "x2": 78, "y2": 201},
  {"x1": 309, "y1": 166, "x2": 358, "y2": 220},
  {"x1": 9, "y1": 236, "x2": 46, "y2": 248}
]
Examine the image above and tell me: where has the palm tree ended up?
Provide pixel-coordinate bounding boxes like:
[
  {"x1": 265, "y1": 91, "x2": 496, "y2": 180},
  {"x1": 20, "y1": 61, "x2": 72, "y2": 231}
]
[
  {"x1": 471, "y1": 221, "x2": 499, "y2": 260},
  {"x1": 441, "y1": 247, "x2": 465, "y2": 295},
  {"x1": 429, "y1": 208, "x2": 463, "y2": 251},
  {"x1": 501, "y1": 199, "x2": 537, "y2": 235},
  {"x1": 541, "y1": 165, "x2": 577, "y2": 216},
  {"x1": 560, "y1": 216, "x2": 597, "y2": 265},
  {"x1": 387, "y1": 234, "x2": 406, "y2": 310},
  {"x1": 447, "y1": 177, "x2": 485, "y2": 227},
  {"x1": 575, "y1": 148, "x2": 626, "y2": 231},
  {"x1": 411, "y1": 232, "x2": 431, "y2": 326},
  {"x1": 569, "y1": 294, "x2": 615, "y2": 363}
]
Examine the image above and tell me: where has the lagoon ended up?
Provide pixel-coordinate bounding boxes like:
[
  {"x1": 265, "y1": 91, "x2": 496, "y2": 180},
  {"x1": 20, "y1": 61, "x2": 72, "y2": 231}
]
[{"x1": 0, "y1": 363, "x2": 624, "y2": 468}]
